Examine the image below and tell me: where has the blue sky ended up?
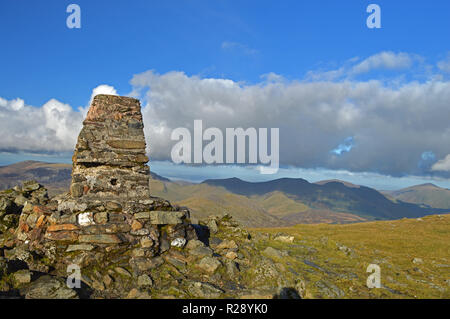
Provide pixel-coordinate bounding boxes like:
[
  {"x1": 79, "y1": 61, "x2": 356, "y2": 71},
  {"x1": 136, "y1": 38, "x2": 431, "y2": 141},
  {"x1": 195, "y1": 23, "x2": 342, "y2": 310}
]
[
  {"x1": 1, "y1": 0, "x2": 449, "y2": 106},
  {"x1": 1, "y1": 1, "x2": 450, "y2": 189}
]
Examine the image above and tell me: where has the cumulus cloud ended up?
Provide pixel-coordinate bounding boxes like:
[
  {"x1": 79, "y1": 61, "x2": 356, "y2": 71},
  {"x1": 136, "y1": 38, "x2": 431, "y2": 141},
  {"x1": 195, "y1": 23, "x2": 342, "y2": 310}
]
[
  {"x1": 351, "y1": 51, "x2": 415, "y2": 74},
  {"x1": 90, "y1": 84, "x2": 118, "y2": 103},
  {"x1": 130, "y1": 69, "x2": 450, "y2": 177},
  {"x1": 0, "y1": 85, "x2": 117, "y2": 154},
  {"x1": 2, "y1": 52, "x2": 450, "y2": 179},
  {"x1": 432, "y1": 154, "x2": 450, "y2": 172}
]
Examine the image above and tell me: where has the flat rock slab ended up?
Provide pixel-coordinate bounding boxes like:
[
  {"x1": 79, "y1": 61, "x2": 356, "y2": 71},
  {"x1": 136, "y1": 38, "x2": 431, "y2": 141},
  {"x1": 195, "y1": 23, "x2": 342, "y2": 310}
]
[
  {"x1": 79, "y1": 234, "x2": 122, "y2": 244},
  {"x1": 66, "y1": 244, "x2": 95, "y2": 252}
]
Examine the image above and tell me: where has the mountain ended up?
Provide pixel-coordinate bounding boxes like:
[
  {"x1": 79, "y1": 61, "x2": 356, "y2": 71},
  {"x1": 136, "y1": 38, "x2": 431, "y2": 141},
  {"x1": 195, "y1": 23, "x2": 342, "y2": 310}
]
[
  {"x1": 202, "y1": 177, "x2": 449, "y2": 220},
  {"x1": 1, "y1": 161, "x2": 448, "y2": 227},
  {"x1": 0, "y1": 161, "x2": 72, "y2": 195},
  {"x1": 383, "y1": 183, "x2": 450, "y2": 209}
]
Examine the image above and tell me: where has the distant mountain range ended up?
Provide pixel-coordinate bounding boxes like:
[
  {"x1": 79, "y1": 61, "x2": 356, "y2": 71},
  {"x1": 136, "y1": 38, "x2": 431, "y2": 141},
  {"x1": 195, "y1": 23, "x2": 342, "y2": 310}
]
[
  {"x1": 382, "y1": 183, "x2": 450, "y2": 209},
  {"x1": 202, "y1": 177, "x2": 448, "y2": 221},
  {"x1": 1, "y1": 161, "x2": 449, "y2": 227}
]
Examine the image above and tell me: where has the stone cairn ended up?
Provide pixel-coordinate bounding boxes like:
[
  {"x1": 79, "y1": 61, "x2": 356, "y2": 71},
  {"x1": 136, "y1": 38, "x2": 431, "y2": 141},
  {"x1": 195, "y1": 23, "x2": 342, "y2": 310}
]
[{"x1": 13, "y1": 95, "x2": 196, "y2": 276}]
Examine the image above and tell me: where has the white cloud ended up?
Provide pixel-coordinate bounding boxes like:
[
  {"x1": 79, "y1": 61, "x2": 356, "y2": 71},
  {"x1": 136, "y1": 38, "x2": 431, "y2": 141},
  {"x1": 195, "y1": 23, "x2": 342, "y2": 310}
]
[
  {"x1": 437, "y1": 55, "x2": 450, "y2": 73},
  {"x1": 305, "y1": 52, "x2": 421, "y2": 81},
  {"x1": 0, "y1": 85, "x2": 117, "y2": 153},
  {"x1": 132, "y1": 69, "x2": 450, "y2": 177},
  {"x1": 90, "y1": 84, "x2": 118, "y2": 103},
  {"x1": 432, "y1": 154, "x2": 450, "y2": 171},
  {"x1": 351, "y1": 51, "x2": 415, "y2": 74},
  {"x1": 2, "y1": 52, "x2": 450, "y2": 179}
]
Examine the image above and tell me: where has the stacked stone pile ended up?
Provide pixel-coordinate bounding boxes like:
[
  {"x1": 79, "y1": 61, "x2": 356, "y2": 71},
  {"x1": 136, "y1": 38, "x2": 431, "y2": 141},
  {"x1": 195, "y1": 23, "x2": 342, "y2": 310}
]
[
  {"x1": 7, "y1": 95, "x2": 196, "y2": 269},
  {"x1": 70, "y1": 94, "x2": 151, "y2": 213},
  {"x1": 0, "y1": 95, "x2": 305, "y2": 299}
]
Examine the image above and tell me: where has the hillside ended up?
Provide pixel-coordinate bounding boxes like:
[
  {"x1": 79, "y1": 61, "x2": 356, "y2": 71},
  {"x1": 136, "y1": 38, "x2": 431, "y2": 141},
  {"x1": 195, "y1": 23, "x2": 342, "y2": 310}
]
[
  {"x1": 383, "y1": 183, "x2": 450, "y2": 209},
  {"x1": 150, "y1": 179, "x2": 367, "y2": 227},
  {"x1": 251, "y1": 214, "x2": 450, "y2": 298},
  {"x1": 0, "y1": 161, "x2": 71, "y2": 195},
  {"x1": 203, "y1": 178, "x2": 449, "y2": 220},
  {"x1": 1, "y1": 180, "x2": 448, "y2": 299}
]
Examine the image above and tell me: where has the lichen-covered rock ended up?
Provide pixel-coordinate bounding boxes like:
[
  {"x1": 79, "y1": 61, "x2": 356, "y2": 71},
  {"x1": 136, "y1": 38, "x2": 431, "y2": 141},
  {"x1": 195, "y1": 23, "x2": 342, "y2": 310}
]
[{"x1": 24, "y1": 275, "x2": 78, "y2": 299}]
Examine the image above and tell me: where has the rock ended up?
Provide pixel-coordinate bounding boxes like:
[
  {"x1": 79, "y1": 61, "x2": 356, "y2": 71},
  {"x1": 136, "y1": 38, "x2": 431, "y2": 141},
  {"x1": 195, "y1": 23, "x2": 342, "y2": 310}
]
[
  {"x1": 26, "y1": 213, "x2": 39, "y2": 228},
  {"x1": 78, "y1": 212, "x2": 95, "y2": 226},
  {"x1": 295, "y1": 279, "x2": 306, "y2": 298},
  {"x1": 44, "y1": 231, "x2": 79, "y2": 242},
  {"x1": 24, "y1": 275, "x2": 78, "y2": 299},
  {"x1": 251, "y1": 258, "x2": 280, "y2": 285},
  {"x1": 274, "y1": 235, "x2": 295, "y2": 243},
  {"x1": 130, "y1": 257, "x2": 164, "y2": 271},
  {"x1": 187, "y1": 281, "x2": 224, "y2": 298},
  {"x1": 198, "y1": 257, "x2": 222, "y2": 273},
  {"x1": 131, "y1": 248, "x2": 146, "y2": 257},
  {"x1": 165, "y1": 255, "x2": 187, "y2": 269},
  {"x1": 315, "y1": 279, "x2": 344, "y2": 298},
  {"x1": 207, "y1": 219, "x2": 218, "y2": 234},
  {"x1": 0, "y1": 198, "x2": 14, "y2": 212},
  {"x1": 225, "y1": 260, "x2": 240, "y2": 278},
  {"x1": 171, "y1": 238, "x2": 186, "y2": 248},
  {"x1": 159, "y1": 237, "x2": 170, "y2": 253},
  {"x1": 103, "y1": 274, "x2": 114, "y2": 287},
  {"x1": 189, "y1": 246, "x2": 213, "y2": 258},
  {"x1": 126, "y1": 288, "x2": 151, "y2": 299},
  {"x1": 131, "y1": 220, "x2": 143, "y2": 231},
  {"x1": 140, "y1": 236, "x2": 154, "y2": 248},
  {"x1": 92, "y1": 279, "x2": 105, "y2": 291},
  {"x1": 22, "y1": 181, "x2": 41, "y2": 192},
  {"x1": 137, "y1": 274, "x2": 153, "y2": 287},
  {"x1": 94, "y1": 212, "x2": 108, "y2": 224},
  {"x1": 79, "y1": 234, "x2": 121, "y2": 244},
  {"x1": 66, "y1": 244, "x2": 95, "y2": 252},
  {"x1": 149, "y1": 211, "x2": 185, "y2": 225},
  {"x1": 134, "y1": 212, "x2": 150, "y2": 219},
  {"x1": 217, "y1": 239, "x2": 238, "y2": 250},
  {"x1": 114, "y1": 267, "x2": 132, "y2": 277},
  {"x1": 47, "y1": 224, "x2": 79, "y2": 232},
  {"x1": 13, "y1": 269, "x2": 32, "y2": 284},
  {"x1": 225, "y1": 251, "x2": 238, "y2": 260},
  {"x1": 263, "y1": 246, "x2": 286, "y2": 259},
  {"x1": 70, "y1": 183, "x2": 84, "y2": 198},
  {"x1": 130, "y1": 228, "x2": 149, "y2": 236},
  {"x1": 14, "y1": 195, "x2": 27, "y2": 207},
  {"x1": 185, "y1": 239, "x2": 205, "y2": 250},
  {"x1": 105, "y1": 201, "x2": 122, "y2": 212},
  {"x1": 412, "y1": 258, "x2": 424, "y2": 264}
]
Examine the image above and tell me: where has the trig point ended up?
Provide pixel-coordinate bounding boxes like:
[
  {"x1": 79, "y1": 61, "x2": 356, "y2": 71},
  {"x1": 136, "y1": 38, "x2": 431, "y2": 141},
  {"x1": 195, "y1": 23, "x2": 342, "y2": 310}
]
[{"x1": 70, "y1": 95, "x2": 150, "y2": 212}]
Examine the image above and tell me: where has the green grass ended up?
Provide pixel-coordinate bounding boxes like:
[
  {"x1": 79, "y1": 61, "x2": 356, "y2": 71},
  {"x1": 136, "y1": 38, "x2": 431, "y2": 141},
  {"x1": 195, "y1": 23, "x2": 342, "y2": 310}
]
[{"x1": 251, "y1": 214, "x2": 450, "y2": 298}]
